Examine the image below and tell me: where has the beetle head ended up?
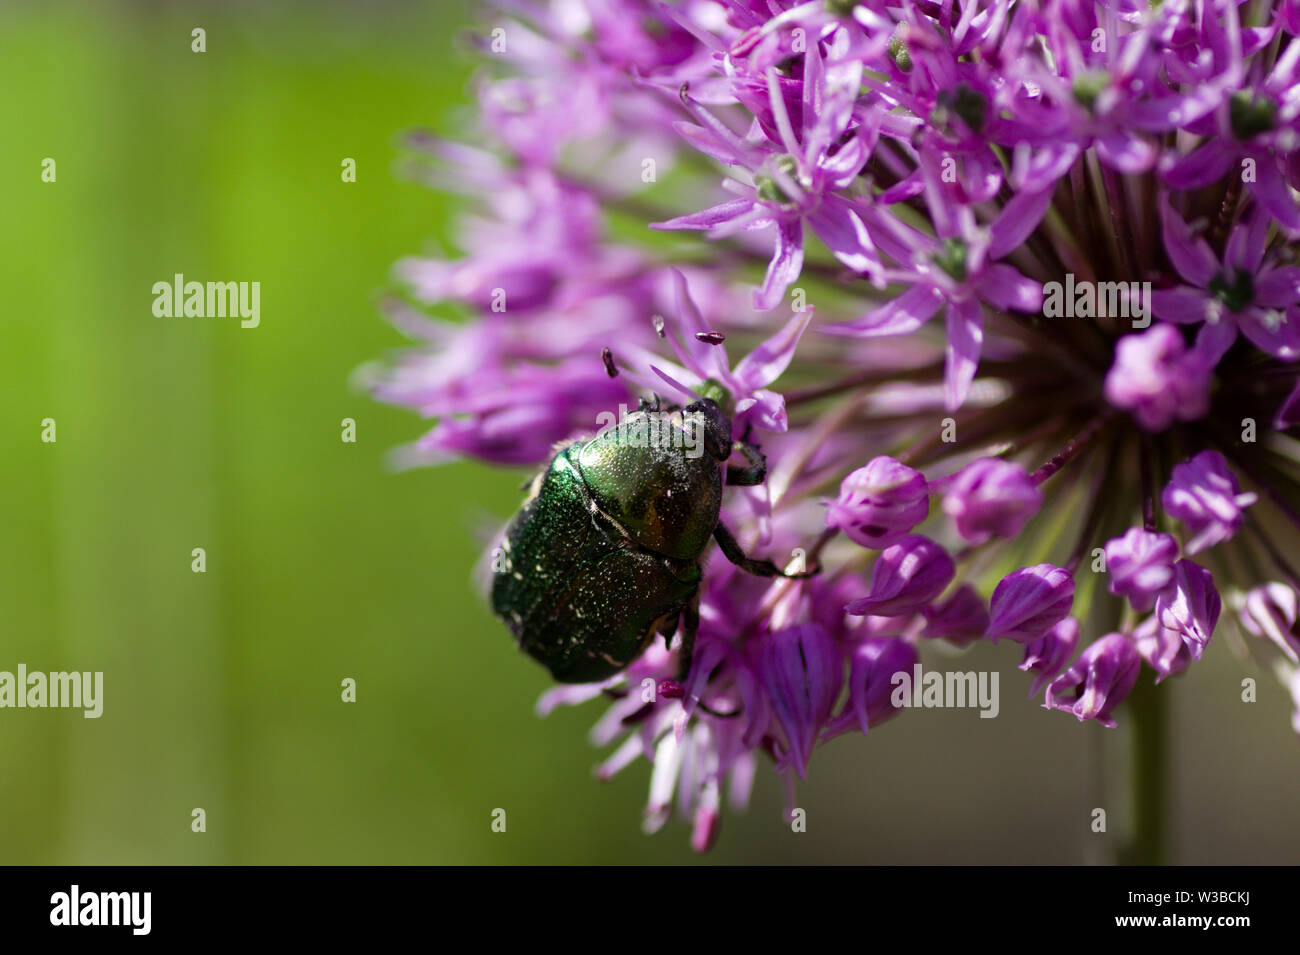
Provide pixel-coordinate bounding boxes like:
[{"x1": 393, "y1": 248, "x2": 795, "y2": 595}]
[{"x1": 684, "y1": 396, "x2": 733, "y2": 463}]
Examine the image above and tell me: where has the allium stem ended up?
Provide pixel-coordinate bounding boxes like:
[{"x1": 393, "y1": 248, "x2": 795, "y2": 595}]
[
  {"x1": 1101, "y1": 166, "x2": 1142, "y2": 282},
  {"x1": 1065, "y1": 456, "x2": 1112, "y2": 573},
  {"x1": 1030, "y1": 412, "x2": 1114, "y2": 486},
  {"x1": 1139, "y1": 437, "x2": 1157, "y2": 533},
  {"x1": 1212, "y1": 175, "x2": 1244, "y2": 248},
  {"x1": 1245, "y1": 521, "x2": 1300, "y2": 594},
  {"x1": 1119, "y1": 674, "x2": 1167, "y2": 865},
  {"x1": 783, "y1": 362, "x2": 946, "y2": 407}
]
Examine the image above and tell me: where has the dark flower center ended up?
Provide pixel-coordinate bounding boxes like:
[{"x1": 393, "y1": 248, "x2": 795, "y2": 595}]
[
  {"x1": 755, "y1": 154, "x2": 799, "y2": 204},
  {"x1": 1229, "y1": 91, "x2": 1276, "y2": 141},
  {"x1": 1209, "y1": 268, "x2": 1255, "y2": 313},
  {"x1": 1071, "y1": 70, "x2": 1109, "y2": 112},
  {"x1": 933, "y1": 237, "x2": 969, "y2": 282},
  {"x1": 824, "y1": 0, "x2": 860, "y2": 15},
  {"x1": 932, "y1": 83, "x2": 988, "y2": 135},
  {"x1": 888, "y1": 32, "x2": 913, "y2": 73}
]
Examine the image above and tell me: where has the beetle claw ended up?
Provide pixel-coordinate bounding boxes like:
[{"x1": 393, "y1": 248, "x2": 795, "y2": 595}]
[
  {"x1": 726, "y1": 440, "x2": 768, "y2": 487},
  {"x1": 713, "y1": 523, "x2": 819, "y2": 579}
]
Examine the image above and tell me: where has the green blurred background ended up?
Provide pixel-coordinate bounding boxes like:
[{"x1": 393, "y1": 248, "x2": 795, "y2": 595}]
[{"x1": 1, "y1": 0, "x2": 1296, "y2": 864}]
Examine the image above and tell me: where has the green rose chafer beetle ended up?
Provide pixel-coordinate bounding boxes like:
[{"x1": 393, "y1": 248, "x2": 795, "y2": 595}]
[{"x1": 490, "y1": 384, "x2": 813, "y2": 683}]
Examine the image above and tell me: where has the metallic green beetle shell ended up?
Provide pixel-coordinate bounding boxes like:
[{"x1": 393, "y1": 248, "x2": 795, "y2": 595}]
[
  {"x1": 490, "y1": 443, "x2": 707, "y2": 683},
  {"x1": 574, "y1": 409, "x2": 723, "y2": 561}
]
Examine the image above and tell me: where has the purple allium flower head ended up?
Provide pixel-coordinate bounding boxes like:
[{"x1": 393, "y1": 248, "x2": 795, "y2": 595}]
[
  {"x1": 759, "y1": 624, "x2": 843, "y2": 779},
  {"x1": 845, "y1": 535, "x2": 956, "y2": 617},
  {"x1": 1162, "y1": 450, "x2": 1258, "y2": 554},
  {"x1": 921, "y1": 584, "x2": 990, "y2": 647},
  {"x1": 942, "y1": 457, "x2": 1044, "y2": 544},
  {"x1": 1020, "y1": 617, "x2": 1081, "y2": 699},
  {"x1": 1240, "y1": 582, "x2": 1300, "y2": 663},
  {"x1": 825, "y1": 455, "x2": 930, "y2": 549},
  {"x1": 369, "y1": 0, "x2": 1300, "y2": 846},
  {"x1": 1044, "y1": 634, "x2": 1142, "y2": 729},
  {"x1": 987, "y1": 564, "x2": 1076, "y2": 645},
  {"x1": 1104, "y1": 527, "x2": 1181, "y2": 612},
  {"x1": 1103, "y1": 324, "x2": 1212, "y2": 431}
]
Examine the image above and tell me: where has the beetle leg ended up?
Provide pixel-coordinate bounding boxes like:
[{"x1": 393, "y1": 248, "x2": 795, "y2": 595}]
[
  {"x1": 725, "y1": 441, "x2": 767, "y2": 486},
  {"x1": 675, "y1": 597, "x2": 699, "y2": 680},
  {"x1": 713, "y1": 522, "x2": 818, "y2": 578}
]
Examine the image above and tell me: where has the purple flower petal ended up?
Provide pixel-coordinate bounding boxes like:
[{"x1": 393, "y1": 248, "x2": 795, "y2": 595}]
[
  {"x1": 759, "y1": 624, "x2": 843, "y2": 779},
  {"x1": 1160, "y1": 197, "x2": 1220, "y2": 286},
  {"x1": 1151, "y1": 287, "x2": 1212, "y2": 324},
  {"x1": 826, "y1": 283, "x2": 946, "y2": 337},
  {"x1": 1104, "y1": 528, "x2": 1180, "y2": 612},
  {"x1": 943, "y1": 457, "x2": 1043, "y2": 543},
  {"x1": 944, "y1": 296, "x2": 984, "y2": 411},
  {"x1": 1161, "y1": 142, "x2": 1235, "y2": 190},
  {"x1": 845, "y1": 535, "x2": 956, "y2": 617},
  {"x1": 988, "y1": 187, "x2": 1054, "y2": 260},
  {"x1": 1044, "y1": 634, "x2": 1141, "y2": 728},
  {"x1": 826, "y1": 456, "x2": 930, "y2": 550},
  {"x1": 1254, "y1": 267, "x2": 1300, "y2": 309},
  {"x1": 754, "y1": 219, "x2": 805, "y2": 311},
  {"x1": 921, "y1": 585, "x2": 990, "y2": 647},
  {"x1": 845, "y1": 638, "x2": 916, "y2": 736},
  {"x1": 1251, "y1": 158, "x2": 1300, "y2": 235},
  {"x1": 1152, "y1": 559, "x2": 1221, "y2": 666},
  {"x1": 1162, "y1": 450, "x2": 1257, "y2": 554},
  {"x1": 732, "y1": 310, "x2": 812, "y2": 390},
  {"x1": 1020, "y1": 617, "x2": 1080, "y2": 699},
  {"x1": 654, "y1": 196, "x2": 757, "y2": 231},
  {"x1": 1240, "y1": 582, "x2": 1300, "y2": 663},
  {"x1": 978, "y1": 263, "x2": 1044, "y2": 312},
  {"x1": 987, "y1": 564, "x2": 1075, "y2": 644},
  {"x1": 1274, "y1": 376, "x2": 1300, "y2": 429},
  {"x1": 1095, "y1": 131, "x2": 1157, "y2": 174}
]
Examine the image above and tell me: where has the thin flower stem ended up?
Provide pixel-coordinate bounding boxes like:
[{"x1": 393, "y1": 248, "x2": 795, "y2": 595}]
[
  {"x1": 1085, "y1": 151, "x2": 1125, "y2": 285},
  {"x1": 996, "y1": 415, "x2": 1068, "y2": 459},
  {"x1": 1140, "y1": 435, "x2": 1157, "y2": 532},
  {"x1": 1212, "y1": 175, "x2": 1244, "y2": 250},
  {"x1": 1102, "y1": 166, "x2": 1143, "y2": 281},
  {"x1": 770, "y1": 393, "x2": 872, "y2": 506},
  {"x1": 1040, "y1": 199, "x2": 1098, "y2": 283},
  {"x1": 896, "y1": 401, "x2": 1010, "y2": 468},
  {"x1": 1245, "y1": 520, "x2": 1300, "y2": 593},
  {"x1": 782, "y1": 361, "x2": 946, "y2": 406},
  {"x1": 1030, "y1": 410, "x2": 1116, "y2": 486},
  {"x1": 1065, "y1": 455, "x2": 1113, "y2": 574}
]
